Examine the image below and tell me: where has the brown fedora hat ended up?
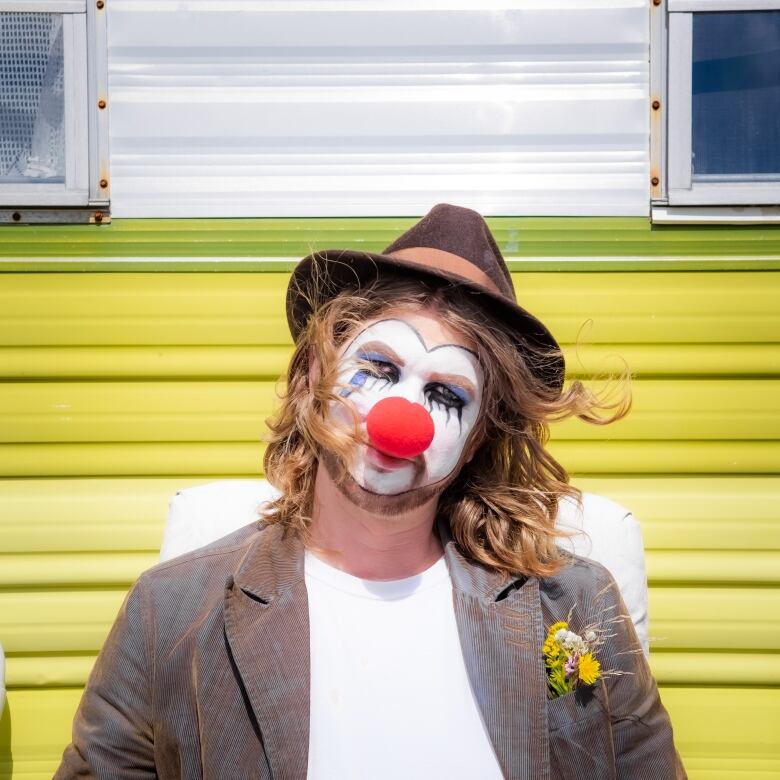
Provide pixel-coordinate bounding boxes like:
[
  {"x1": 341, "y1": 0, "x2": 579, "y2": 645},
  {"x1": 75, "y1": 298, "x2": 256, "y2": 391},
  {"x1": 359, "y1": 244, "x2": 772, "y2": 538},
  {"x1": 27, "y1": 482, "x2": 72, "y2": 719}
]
[{"x1": 286, "y1": 203, "x2": 565, "y2": 394}]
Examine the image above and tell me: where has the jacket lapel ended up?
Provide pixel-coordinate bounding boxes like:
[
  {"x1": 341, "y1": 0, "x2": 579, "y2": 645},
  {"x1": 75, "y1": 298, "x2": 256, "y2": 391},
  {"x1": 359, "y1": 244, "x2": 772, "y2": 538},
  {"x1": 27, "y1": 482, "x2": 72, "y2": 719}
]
[
  {"x1": 223, "y1": 523, "x2": 310, "y2": 780},
  {"x1": 438, "y1": 515, "x2": 551, "y2": 780}
]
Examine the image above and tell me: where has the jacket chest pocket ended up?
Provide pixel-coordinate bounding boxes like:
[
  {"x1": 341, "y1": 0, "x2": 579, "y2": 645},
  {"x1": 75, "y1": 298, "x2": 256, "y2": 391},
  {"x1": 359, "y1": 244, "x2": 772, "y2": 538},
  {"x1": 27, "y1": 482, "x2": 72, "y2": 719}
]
[{"x1": 547, "y1": 683, "x2": 616, "y2": 780}]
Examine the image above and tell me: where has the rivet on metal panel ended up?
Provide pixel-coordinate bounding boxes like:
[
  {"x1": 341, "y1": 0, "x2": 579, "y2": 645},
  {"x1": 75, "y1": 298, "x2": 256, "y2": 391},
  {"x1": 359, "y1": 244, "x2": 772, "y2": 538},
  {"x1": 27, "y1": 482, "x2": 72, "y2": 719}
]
[
  {"x1": 12, "y1": 212, "x2": 21, "y2": 222},
  {"x1": 651, "y1": 176, "x2": 660, "y2": 186},
  {"x1": 96, "y1": 0, "x2": 104, "y2": 7},
  {"x1": 100, "y1": 178, "x2": 108, "y2": 188},
  {"x1": 652, "y1": 100, "x2": 661, "y2": 110},
  {"x1": 652, "y1": 0, "x2": 662, "y2": 5},
  {"x1": 94, "y1": 211, "x2": 104, "y2": 223},
  {"x1": 98, "y1": 99, "x2": 107, "y2": 109}
]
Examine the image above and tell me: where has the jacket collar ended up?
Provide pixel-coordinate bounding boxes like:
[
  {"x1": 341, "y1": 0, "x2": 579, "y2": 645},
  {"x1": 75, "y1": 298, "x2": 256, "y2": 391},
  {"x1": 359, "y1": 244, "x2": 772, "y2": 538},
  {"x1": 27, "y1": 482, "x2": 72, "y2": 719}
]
[
  {"x1": 436, "y1": 513, "x2": 523, "y2": 600},
  {"x1": 224, "y1": 517, "x2": 550, "y2": 780},
  {"x1": 223, "y1": 522, "x2": 310, "y2": 780},
  {"x1": 231, "y1": 520, "x2": 305, "y2": 602},
  {"x1": 435, "y1": 514, "x2": 551, "y2": 778}
]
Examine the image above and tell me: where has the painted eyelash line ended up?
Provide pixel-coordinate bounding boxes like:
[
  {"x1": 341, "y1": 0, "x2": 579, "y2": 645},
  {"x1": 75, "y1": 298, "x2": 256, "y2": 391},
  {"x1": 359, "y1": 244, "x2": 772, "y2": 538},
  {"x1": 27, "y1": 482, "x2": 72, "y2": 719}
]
[
  {"x1": 425, "y1": 396, "x2": 465, "y2": 431},
  {"x1": 336, "y1": 355, "x2": 394, "y2": 397},
  {"x1": 354, "y1": 353, "x2": 398, "y2": 389}
]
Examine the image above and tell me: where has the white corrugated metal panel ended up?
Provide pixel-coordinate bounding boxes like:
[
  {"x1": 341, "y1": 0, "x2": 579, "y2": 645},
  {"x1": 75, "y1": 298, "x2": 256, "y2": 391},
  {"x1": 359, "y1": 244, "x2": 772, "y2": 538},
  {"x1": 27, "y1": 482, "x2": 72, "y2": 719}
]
[{"x1": 107, "y1": 0, "x2": 650, "y2": 217}]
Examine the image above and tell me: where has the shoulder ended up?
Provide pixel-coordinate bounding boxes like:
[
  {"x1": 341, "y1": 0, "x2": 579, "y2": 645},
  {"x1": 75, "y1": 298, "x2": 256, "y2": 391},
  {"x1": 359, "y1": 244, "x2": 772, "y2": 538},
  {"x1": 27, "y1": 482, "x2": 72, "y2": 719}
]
[
  {"x1": 542, "y1": 549, "x2": 616, "y2": 593},
  {"x1": 538, "y1": 551, "x2": 624, "y2": 624},
  {"x1": 133, "y1": 521, "x2": 270, "y2": 617}
]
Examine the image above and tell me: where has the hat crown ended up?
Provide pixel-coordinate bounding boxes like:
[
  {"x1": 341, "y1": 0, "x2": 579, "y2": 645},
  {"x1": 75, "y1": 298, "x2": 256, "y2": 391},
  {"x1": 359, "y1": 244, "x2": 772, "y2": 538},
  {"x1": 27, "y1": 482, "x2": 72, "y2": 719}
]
[
  {"x1": 285, "y1": 202, "x2": 566, "y2": 394},
  {"x1": 382, "y1": 204, "x2": 516, "y2": 302}
]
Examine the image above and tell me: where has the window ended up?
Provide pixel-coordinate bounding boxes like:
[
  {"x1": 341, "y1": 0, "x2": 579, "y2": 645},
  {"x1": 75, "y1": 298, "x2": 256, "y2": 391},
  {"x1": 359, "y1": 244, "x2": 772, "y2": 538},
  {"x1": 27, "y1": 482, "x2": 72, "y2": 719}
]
[
  {"x1": 0, "y1": 0, "x2": 108, "y2": 223},
  {"x1": 660, "y1": 0, "x2": 780, "y2": 214}
]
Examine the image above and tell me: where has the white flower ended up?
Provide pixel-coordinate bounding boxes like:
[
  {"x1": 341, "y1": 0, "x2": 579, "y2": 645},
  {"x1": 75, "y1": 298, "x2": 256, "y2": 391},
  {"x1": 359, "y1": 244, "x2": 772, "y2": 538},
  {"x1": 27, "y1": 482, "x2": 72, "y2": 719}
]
[
  {"x1": 585, "y1": 630, "x2": 597, "y2": 643},
  {"x1": 555, "y1": 628, "x2": 568, "y2": 643}
]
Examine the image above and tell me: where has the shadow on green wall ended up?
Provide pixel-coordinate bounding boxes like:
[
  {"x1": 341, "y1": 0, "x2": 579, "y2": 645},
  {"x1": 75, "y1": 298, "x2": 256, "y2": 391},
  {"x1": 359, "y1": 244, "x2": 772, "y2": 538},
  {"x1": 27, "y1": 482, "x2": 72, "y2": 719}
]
[{"x1": 0, "y1": 697, "x2": 12, "y2": 780}]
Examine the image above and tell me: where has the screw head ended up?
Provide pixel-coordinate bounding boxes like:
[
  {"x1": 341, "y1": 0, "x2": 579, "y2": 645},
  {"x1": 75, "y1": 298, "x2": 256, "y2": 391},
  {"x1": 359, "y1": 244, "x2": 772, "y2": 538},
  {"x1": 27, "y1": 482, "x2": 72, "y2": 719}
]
[
  {"x1": 98, "y1": 99, "x2": 106, "y2": 109},
  {"x1": 94, "y1": 211, "x2": 104, "y2": 223},
  {"x1": 651, "y1": 176, "x2": 660, "y2": 186},
  {"x1": 652, "y1": 100, "x2": 661, "y2": 110},
  {"x1": 12, "y1": 212, "x2": 21, "y2": 222},
  {"x1": 96, "y1": 0, "x2": 104, "y2": 7},
  {"x1": 653, "y1": 0, "x2": 661, "y2": 5},
  {"x1": 99, "y1": 178, "x2": 108, "y2": 188}
]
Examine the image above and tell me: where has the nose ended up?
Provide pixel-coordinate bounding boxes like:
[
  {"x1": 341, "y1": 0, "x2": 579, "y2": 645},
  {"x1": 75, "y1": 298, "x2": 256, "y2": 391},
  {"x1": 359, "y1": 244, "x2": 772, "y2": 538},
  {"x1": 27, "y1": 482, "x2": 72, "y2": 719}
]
[{"x1": 366, "y1": 396, "x2": 435, "y2": 459}]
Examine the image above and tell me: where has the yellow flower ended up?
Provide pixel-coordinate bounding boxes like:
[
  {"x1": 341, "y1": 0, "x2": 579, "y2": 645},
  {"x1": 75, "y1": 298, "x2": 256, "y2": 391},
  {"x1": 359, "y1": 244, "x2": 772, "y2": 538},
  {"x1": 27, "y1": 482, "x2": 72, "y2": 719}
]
[
  {"x1": 547, "y1": 621, "x2": 568, "y2": 638},
  {"x1": 543, "y1": 638, "x2": 564, "y2": 663},
  {"x1": 578, "y1": 652, "x2": 601, "y2": 685}
]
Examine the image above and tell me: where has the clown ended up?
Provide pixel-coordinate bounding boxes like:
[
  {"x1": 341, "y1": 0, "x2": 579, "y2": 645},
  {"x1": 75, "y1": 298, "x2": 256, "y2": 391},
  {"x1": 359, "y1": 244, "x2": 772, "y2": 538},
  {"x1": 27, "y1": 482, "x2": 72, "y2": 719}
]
[
  {"x1": 325, "y1": 312, "x2": 484, "y2": 507},
  {"x1": 55, "y1": 204, "x2": 685, "y2": 780}
]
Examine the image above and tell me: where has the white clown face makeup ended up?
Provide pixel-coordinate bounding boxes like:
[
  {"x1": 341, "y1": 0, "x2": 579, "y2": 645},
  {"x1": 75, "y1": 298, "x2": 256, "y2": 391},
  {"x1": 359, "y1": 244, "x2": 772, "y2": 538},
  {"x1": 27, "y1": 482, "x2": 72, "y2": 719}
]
[{"x1": 328, "y1": 315, "x2": 484, "y2": 496}]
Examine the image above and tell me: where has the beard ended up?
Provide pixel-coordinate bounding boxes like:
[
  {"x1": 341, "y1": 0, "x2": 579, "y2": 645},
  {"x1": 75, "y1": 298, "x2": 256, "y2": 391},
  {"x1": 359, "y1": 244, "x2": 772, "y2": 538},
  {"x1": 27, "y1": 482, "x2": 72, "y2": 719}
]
[{"x1": 319, "y1": 444, "x2": 468, "y2": 516}]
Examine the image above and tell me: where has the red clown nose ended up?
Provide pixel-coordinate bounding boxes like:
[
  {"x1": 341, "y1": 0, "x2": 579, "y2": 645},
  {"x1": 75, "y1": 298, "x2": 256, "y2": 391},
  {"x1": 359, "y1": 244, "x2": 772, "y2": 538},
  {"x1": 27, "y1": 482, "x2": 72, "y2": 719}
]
[{"x1": 366, "y1": 396, "x2": 435, "y2": 459}]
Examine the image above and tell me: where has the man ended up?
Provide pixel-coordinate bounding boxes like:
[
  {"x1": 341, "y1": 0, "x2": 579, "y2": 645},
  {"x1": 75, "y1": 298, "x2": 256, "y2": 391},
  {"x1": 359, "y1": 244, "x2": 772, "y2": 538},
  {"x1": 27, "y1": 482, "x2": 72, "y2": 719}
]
[{"x1": 55, "y1": 204, "x2": 685, "y2": 778}]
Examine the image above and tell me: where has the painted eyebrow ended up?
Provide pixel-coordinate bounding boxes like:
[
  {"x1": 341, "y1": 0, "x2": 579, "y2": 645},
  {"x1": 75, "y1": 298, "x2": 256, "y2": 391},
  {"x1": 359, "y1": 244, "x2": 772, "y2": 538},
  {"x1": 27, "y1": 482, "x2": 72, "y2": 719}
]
[{"x1": 355, "y1": 341, "x2": 405, "y2": 367}]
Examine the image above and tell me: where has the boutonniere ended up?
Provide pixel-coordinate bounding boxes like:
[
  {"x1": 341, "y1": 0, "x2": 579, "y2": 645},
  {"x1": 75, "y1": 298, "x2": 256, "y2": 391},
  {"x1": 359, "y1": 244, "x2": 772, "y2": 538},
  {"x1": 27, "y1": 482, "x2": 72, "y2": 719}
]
[{"x1": 543, "y1": 620, "x2": 602, "y2": 700}]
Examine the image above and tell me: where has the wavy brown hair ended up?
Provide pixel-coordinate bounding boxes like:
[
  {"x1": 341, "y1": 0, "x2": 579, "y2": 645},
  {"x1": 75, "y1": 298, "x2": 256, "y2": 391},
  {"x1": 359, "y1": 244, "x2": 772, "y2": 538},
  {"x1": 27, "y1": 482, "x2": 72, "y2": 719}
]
[{"x1": 262, "y1": 268, "x2": 632, "y2": 578}]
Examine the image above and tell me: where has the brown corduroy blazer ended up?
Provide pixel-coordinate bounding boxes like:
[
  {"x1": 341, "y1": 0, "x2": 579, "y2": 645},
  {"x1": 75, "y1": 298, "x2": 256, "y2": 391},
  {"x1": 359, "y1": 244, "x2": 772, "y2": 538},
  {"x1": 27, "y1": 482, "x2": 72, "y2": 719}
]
[{"x1": 55, "y1": 516, "x2": 686, "y2": 779}]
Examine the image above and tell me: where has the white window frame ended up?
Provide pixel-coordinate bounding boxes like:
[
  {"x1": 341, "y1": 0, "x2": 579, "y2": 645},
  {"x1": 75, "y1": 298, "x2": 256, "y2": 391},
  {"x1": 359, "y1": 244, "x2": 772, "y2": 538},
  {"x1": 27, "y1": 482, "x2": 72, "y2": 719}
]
[
  {"x1": 663, "y1": 0, "x2": 780, "y2": 210},
  {"x1": 0, "y1": 0, "x2": 108, "y2": 216}
]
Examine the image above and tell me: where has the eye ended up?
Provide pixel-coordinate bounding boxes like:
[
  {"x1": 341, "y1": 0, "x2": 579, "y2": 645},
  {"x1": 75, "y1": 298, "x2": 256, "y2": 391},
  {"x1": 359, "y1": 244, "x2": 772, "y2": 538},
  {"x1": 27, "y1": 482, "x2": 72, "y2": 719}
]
[
  {"x1": 362, "y1": 357, "x2": 398, "y2": 382},
  {"x1": 349, "y1": 354, "x2": 400, "y2": 389},
  {"x1": 425, "y1": 383, "x2": 466, "y2": 412}
]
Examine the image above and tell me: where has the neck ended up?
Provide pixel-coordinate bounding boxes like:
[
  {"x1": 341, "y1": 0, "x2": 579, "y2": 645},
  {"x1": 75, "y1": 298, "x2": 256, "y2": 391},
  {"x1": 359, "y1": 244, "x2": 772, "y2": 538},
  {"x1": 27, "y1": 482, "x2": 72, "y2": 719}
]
[{"x1": 307, "y1": 462, "x2": 444, "y2": 580}]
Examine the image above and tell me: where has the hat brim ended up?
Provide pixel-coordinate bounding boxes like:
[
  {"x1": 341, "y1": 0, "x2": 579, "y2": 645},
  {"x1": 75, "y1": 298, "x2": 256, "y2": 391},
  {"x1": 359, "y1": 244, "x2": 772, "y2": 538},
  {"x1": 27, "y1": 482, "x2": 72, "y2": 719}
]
[{"x1": 286, "y1": 248, "x2": 565, "y2": 393}]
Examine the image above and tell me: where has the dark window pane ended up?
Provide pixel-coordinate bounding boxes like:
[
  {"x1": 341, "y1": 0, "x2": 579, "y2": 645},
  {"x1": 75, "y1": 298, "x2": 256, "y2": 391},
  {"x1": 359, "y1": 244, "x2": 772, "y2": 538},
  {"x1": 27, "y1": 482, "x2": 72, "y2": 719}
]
[{"x1": 692, "y1": 11, "x2": 780, "y2": 181}]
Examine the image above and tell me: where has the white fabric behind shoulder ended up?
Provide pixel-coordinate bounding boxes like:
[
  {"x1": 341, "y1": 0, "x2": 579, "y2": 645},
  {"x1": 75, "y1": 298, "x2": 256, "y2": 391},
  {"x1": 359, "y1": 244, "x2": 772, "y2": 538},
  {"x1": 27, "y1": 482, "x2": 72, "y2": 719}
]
[
  {"x1": 554, "y1": 492, "x2": 650, "y2": 656},
  {"x1": 160, "y1": 479, "x2": 282, "y2": 563}
]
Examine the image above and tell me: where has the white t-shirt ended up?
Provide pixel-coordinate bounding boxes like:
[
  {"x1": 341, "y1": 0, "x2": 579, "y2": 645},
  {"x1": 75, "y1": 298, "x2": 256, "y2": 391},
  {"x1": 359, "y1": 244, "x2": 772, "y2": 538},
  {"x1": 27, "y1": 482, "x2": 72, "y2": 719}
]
[{"x1": 304, "y1": 549, "x2": 505, "y2": 780}]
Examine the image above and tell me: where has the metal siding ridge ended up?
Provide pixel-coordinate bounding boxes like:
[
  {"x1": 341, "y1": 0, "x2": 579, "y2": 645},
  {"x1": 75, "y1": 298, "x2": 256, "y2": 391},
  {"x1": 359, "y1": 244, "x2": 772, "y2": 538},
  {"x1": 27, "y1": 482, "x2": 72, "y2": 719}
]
[
  {"x1": 1, "y1": 441, "x2": 779, "y2": 478},
  {"x1": 3, "y1": 687, "x2": 780, "y2": 777},
  {"x1": 1, "y1": 344, "x2": 777, "y2": 378},
  {"x1": 2, "y1": 257, "x2": 780, "y2": 272},
  {"x1": 1, "y1": 549, "x2": 777, "y2": 589},
  {"x1": 2, "y1": 217, "x2": 780, "y2": 262},
  {"x1": 6, "y1": 651, "x2": 780, "y2": 690},
  {"x1": 3, "y1": 379, "x2": 780, "y2": 442},
  {"x1": 2, "y1": 475, "x2": 777, "y2": 553}
]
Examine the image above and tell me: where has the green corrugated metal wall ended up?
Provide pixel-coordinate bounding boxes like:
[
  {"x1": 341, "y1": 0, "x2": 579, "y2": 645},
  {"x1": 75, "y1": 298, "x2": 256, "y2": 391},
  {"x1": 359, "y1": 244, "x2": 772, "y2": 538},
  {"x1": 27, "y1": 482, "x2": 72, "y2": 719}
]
[{"x1": 1, "y1": 218, "x2": 779, "y2": 779}]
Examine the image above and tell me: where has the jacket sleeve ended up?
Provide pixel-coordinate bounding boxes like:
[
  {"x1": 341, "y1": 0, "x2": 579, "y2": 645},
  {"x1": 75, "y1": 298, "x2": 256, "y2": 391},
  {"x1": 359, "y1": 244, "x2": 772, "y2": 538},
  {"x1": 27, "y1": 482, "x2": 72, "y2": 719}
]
[
  {"x1": 595, "y1": 568, "x2": 687, "y2": 779},
  {"x1": 54, "y1": 575, "x2": 157, "y2": 779}
]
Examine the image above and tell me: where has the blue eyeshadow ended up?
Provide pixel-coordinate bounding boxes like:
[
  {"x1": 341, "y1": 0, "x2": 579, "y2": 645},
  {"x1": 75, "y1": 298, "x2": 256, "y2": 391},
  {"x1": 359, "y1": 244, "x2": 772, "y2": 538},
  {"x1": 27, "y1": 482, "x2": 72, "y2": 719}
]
[
  {"x1": 447, "y1": 385, "x2": 470, "y2": 404},
  {"x1": 357, "y1": 351, "x2": 390, "y2": 363}
]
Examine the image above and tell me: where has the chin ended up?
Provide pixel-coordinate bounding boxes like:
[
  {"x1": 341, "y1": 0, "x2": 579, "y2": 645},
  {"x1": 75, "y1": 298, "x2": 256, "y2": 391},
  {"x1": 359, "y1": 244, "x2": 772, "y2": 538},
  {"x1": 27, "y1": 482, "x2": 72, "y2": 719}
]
[
  {"x1": 323, "y1": 456, "x2": 436, "y2": 514},
  {"x1": 320, "y1": 446, "x2": 464, "y2": 516},
  {"x1": 348, "y1": 473, "x2": 438, "y2": 514}
]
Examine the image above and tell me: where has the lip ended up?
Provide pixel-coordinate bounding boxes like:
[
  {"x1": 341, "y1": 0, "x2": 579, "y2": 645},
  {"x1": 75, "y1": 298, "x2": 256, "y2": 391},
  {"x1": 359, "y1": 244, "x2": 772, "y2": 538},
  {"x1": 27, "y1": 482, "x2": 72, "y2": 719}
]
[{"x1": 365, "y1": 444, "x2": 413, "y2": 470}]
